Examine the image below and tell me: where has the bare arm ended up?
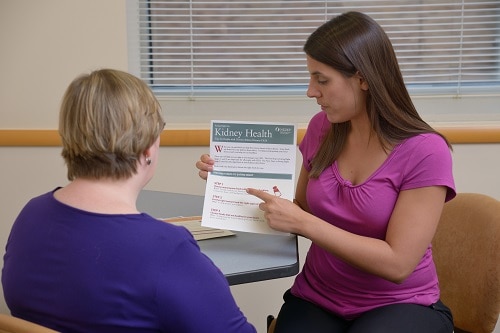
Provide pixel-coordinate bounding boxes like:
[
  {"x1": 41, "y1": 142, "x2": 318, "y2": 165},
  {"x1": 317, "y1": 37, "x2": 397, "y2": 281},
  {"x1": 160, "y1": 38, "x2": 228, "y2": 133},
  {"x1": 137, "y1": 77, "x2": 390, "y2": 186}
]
[
  {"x1": 293, "y1": 166, "x2": 311, "y2": 213},
  {"x1": 247, "y1": 184, "x2": 446, "y2": 283}
]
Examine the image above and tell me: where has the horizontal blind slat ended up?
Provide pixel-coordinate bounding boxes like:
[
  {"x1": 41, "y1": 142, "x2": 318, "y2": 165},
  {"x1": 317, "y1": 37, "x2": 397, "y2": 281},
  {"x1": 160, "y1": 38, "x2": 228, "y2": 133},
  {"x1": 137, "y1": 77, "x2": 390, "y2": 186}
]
[{"x1": 134, "y1": 0, "x2": 500, "y2": 95}]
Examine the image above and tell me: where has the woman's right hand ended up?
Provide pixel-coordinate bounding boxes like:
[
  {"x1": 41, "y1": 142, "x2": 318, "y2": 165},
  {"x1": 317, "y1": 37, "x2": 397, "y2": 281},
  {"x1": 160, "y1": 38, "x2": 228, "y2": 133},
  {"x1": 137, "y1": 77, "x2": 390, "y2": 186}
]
[{"x1": 195, "y1": 154, "x2": 214, "y2": 180}]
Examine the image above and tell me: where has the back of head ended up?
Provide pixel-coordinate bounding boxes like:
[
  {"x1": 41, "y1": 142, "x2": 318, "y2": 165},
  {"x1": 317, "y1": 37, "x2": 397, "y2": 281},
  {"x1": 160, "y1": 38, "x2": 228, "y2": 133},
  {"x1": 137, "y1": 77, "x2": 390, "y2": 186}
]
[{"x1": 59, "y1": 69, "x2": 164, "y2": 180}]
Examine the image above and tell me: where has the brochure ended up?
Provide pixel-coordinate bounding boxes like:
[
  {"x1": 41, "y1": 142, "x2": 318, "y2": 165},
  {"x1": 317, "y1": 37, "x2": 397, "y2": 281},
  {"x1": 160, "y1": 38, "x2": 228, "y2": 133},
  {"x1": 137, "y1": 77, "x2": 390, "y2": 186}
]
[{"x1": 201, "y1": 120, "x2": 297, "y2": 235}]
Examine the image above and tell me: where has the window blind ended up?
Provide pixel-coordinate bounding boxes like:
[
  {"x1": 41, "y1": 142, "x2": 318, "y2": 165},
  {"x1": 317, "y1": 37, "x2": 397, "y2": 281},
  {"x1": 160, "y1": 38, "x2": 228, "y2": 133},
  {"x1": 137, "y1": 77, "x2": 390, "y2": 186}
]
[{"x1": 134, "y1": 0, "x2": 500, "y2": 96}]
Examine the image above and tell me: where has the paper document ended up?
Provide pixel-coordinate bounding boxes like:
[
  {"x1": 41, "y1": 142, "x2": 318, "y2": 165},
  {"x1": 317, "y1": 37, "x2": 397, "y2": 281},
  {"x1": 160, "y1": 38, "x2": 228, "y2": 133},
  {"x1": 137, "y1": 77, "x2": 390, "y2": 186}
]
[
  {"x1": 202, "y1": 120, "x2": 297, "y2": 234},
  {"x1": 162, "y1": 216, "x2": 235, "y2": 241}
]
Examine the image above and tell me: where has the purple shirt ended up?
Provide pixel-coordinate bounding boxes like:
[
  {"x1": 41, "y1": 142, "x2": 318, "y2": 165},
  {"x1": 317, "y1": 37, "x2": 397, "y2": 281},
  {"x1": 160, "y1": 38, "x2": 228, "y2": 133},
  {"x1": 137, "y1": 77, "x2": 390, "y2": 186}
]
[
  {"x1": 2, "y1": 189, "x2": 256, "y2": 333},
  {"x1": 291, "y1": 111, "x2": 456, "y2": 319}
]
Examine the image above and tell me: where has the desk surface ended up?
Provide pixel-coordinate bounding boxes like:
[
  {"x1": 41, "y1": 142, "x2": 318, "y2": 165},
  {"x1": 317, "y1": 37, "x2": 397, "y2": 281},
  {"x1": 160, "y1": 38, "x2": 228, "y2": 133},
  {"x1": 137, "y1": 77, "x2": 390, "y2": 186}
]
[{"x1": 137, "y1": 190, "x2": 299, "y2": 285}]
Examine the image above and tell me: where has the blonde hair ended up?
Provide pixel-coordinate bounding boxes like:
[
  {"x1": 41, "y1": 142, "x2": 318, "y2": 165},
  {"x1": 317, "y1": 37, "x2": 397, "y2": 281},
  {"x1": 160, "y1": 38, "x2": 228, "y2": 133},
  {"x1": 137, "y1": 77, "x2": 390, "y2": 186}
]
[{"x1": 59, "y1": 69, "x2": 164, "y2": 180}]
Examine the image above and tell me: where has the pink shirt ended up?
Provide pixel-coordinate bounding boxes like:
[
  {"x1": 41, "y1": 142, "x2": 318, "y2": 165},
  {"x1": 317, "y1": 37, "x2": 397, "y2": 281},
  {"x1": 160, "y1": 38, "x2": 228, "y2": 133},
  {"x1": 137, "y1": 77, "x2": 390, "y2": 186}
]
[{"x1": 291, "y1": 111, "x2": 456, "y2": 319}]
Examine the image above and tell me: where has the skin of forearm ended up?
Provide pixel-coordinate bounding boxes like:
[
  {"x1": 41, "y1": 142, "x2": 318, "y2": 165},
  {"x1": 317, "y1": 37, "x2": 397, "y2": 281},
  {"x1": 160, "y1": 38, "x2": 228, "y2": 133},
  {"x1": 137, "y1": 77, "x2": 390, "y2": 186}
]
[{"x1": 297, "y1": 211, "x2": 418, "y2": 284}]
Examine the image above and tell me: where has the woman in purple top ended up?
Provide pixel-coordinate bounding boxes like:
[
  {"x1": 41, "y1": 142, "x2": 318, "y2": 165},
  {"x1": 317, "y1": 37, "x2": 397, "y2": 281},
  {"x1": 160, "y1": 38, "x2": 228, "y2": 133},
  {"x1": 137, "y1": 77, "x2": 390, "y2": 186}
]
[
  {"x1": 2, "y1": 69, "x2": 256, "y2": 333},
  {"x1": 197, "y1": 12, "x2": 455, "y2": 333}
]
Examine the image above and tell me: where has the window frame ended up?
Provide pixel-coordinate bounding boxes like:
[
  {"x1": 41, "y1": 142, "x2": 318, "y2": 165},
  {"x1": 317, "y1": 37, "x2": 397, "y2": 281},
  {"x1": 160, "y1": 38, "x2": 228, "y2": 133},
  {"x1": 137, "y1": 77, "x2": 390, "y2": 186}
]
[{"x1": 126, "y1": 0, "x2": 500, "y2": 126}]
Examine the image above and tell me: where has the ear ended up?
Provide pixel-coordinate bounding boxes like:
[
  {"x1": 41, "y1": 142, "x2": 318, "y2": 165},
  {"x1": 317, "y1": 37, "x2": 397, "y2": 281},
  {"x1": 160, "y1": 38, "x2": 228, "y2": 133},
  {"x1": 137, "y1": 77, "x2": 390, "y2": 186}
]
[
  {"x1": 143, "y1": 136, "x2": 161, "y2": 159},
  {"x1": 355, "y1": 71, "x2": 369, "y2": 91},
  {"x1": 143, "y1": 148, "x2": 151, "y2": 159},
  {"x1": 142, "y1": 144, "x2": 153, "y2": 162}
]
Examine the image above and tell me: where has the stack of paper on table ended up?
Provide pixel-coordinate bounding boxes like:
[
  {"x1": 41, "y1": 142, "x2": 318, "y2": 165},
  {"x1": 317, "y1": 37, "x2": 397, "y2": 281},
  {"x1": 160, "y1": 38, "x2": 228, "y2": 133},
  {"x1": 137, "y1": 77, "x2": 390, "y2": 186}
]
[{"x1": 162, "y1": 216, "x2": 235, "y2": 241}]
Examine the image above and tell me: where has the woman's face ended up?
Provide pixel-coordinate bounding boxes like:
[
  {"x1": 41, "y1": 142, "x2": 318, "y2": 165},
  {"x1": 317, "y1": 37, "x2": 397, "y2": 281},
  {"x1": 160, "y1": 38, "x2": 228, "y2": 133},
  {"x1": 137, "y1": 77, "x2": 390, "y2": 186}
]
[{"x1": 306, "y1": 56, "x2": 367, "y2": 124}]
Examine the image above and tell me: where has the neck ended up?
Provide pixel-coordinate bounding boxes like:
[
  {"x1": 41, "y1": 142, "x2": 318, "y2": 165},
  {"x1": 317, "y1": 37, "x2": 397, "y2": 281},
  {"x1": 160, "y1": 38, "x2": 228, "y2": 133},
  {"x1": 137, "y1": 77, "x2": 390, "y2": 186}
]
[
  {"x1": 55, "y1": 177, "x2": 142, "y2": 214},
  {"x1": 348, "y1": 115, "x2": 377, "y2": 146}
]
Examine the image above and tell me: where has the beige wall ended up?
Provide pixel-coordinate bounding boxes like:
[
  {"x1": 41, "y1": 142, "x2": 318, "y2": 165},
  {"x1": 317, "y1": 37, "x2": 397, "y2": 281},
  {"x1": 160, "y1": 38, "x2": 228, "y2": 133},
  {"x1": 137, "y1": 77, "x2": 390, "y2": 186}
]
[
  {"x1": 1, "y1": 145, "x2": 499, "y2": 333},
  {"x1": 1, "y1": 1, "x2": 499, "y2": 332}
]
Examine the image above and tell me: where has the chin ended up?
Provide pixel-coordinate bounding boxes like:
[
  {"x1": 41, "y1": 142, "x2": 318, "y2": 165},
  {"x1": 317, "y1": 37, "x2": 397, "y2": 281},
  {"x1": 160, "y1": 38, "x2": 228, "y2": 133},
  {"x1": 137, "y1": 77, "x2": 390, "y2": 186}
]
[{"x1": 325, "y1": 113, "x2": 344, "y2": 124}]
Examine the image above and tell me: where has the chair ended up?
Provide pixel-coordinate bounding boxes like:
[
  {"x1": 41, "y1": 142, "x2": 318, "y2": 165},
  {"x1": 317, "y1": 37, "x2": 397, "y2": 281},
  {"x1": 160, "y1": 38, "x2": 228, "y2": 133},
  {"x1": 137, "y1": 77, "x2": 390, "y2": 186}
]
[
  {"x1": 267, "y1": 314, "x2": 276, "y2": 333},
  {"x1": 432, "y1": 192, "x2": 500, "y2": 333},
  {"x1": 0, "y1": 313, "x2": 59, "y2": 333},
  {"x1": 267, "y1": 193, "x2": 500, "y2": 333}
]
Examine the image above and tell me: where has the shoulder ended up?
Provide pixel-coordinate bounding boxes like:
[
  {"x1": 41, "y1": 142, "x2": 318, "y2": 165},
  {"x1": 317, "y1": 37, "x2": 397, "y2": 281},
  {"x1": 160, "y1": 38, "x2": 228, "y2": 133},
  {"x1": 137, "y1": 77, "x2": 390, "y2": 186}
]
[
  {"x1": 26, "y1": 189, "x2": 57, "y2": 204},
  {"x1": 395, "y1": 133, "x2": 455, "y2": 201},
  {"x1": 397, "y1": 133, "x2": 452, "y2": 162},
  {"x1": 395, "y1": 133, "x2": 452, "y2": 167},
  {"x1": 16, "y1": 190, "x2": 60, "y2": 218},
  {"x1": 401, "y1": 133, "x2": 449, "y2": 150},
  {"x1": 299, "y1": 112, "x2": 330, "y2": 168}
]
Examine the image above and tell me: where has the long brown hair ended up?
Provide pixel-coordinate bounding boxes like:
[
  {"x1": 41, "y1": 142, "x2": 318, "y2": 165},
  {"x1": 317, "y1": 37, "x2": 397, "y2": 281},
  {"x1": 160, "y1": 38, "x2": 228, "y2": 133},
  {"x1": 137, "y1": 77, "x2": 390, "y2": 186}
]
[{"x1": 303, "y1": 12, "x2": 451, "y2": 178}]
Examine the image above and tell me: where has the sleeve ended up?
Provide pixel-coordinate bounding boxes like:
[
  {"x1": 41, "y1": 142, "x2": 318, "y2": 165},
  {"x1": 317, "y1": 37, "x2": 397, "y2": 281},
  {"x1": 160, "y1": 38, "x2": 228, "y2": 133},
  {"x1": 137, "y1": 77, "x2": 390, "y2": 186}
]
[
  {"x1": 401, "y1": 134, "x2": 456, "y2": 202},
  {"x1": 155, "y1": 237, "x2": 256, "y2": 333},
  {"x1": 299, "y1": 112, "x2": 331, "y2": 171}
]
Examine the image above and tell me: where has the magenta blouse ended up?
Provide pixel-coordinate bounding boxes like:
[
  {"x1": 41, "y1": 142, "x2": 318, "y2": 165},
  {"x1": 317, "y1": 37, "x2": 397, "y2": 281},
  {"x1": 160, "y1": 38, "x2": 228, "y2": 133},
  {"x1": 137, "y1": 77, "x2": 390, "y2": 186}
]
[{"x1": 291, "y1": 111, "x2": 456, "y2": 320}]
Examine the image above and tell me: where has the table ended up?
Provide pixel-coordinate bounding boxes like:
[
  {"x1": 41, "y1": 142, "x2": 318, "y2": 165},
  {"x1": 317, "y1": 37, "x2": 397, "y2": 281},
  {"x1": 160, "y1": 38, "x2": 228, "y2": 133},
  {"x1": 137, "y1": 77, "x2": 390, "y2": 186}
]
[{"x1": 137, "y1": 190, "x2": 299, "y2": 285}]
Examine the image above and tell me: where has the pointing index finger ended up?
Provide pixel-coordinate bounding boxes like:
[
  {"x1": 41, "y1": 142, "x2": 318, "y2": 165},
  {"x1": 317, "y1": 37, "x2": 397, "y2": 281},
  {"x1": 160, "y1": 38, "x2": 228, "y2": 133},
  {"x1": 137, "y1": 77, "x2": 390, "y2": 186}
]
[{"x1": 246, "y1": 188, "x2": 273, "y2": 201}]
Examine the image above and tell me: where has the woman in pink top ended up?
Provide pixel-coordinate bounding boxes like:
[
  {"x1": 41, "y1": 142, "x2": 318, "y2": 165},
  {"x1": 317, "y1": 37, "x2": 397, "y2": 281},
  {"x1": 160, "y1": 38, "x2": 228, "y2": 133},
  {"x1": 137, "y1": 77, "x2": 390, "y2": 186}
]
[{"x1": 197, "y1": 12, "x2": 455, "y2": 333}]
